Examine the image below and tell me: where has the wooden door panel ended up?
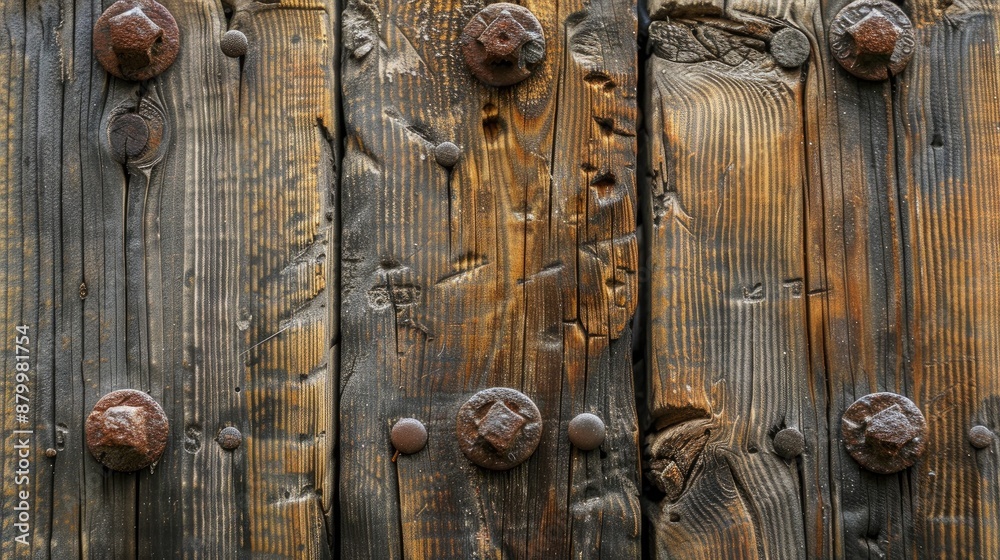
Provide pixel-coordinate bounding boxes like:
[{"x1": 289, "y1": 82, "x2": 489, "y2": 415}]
[{"x1": 2, "y1": 0, "x2": 1000, "y2": 557}]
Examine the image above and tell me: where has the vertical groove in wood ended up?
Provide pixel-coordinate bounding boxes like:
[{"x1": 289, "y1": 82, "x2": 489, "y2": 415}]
[
  {"x1": 339, "y1": 0, "x2": 639, "y2": 557},
  {"x1": 642, "y1": 5, "x2": 812, "y2": 558},
  {"x1": 897, "y1": 4, "x2": 1000, "y2": 557}
]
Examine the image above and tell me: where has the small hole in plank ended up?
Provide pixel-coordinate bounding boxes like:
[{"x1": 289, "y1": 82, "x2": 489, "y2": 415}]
[
  {"x1": 931, "y1": 133, "x2": 944, "y2": 148},
  {"x1": 669, "y1": 512, "x2": 681, "y2": 523}
]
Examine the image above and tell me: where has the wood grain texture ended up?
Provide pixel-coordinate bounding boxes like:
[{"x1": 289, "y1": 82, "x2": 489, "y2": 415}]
[
  {"x1": 796, "y1": 1, "x2": 912, "y2": 557},
  {"x1": 898, "y1": 1, "x2": 1000, "y2": 557},
  {"x1": 642, "y1": 5, "x2": 813, "y2": 559},
  {"x1": 1, "y1": 0, "x2": 337, "y2": 557},
  {"x1": 339, "y1": 0, "x2": 640, "y2": 557}
]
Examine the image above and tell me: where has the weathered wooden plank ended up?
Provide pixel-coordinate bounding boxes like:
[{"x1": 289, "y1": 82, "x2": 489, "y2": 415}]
[
  {"x1": 339, "y1": 0, "x2": 640, "y2": 557},
  {"x1": 804, "y1": 1, "x2": 913, "y2": 557},
  {"x1": 231, "y1": 5, "x2": 338, "y2": 556},
  {"x1": 642, "y1": 5, "x2": 813, "y2": 558},
  {"x1": 897, "y1": 2, "x2": 1000, "y2": 557},
  {"x1": 125, "y1": 1, "x2": 245, "y2": 556}
]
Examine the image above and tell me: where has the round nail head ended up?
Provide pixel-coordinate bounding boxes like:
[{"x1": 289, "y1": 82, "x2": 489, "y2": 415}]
[
  {"x1": 45, "y1": 448, "x2": 58, "y2": 458},
  {"x1": 460, "y1": 3, "x2": 546, "y2": 87},
  {"x1": 969, "y1": 425, "x2": 994, "y2": 449},
  {"x1": 842, "y1": 392, "x2": 927, "y2": 474},
  {"x1": 770, "y1": 27, "x2": 810, "y2": 68},
  {"x1": 221, "y1": 30, "x2": 249, "y2": 58},
  {"x1": 773, "y1": 427, "x2": 805, "y2": 459},
  {"x1": 391, "y1": 418, "x2": 428, "y2": 454},
  {"x1": 217, "y1": 426, "x2": 243, "y2": 451},
  {"x1": 829, "y1": 0, "x2": 915, "y2": 81},
  {"x1": 93, "y1": 0, "x2": 180, "y2": 81},
  {"x1": 85, "y1": 389, "x2": 169, "y2": 472},
  {"x1": 568, "y1": 413, "x2": 606, "y2": 451},
  {"x1": 434, "y1": 142, "x2": 462, "y2": 168},
  {"x1": 456, "y1": 387, "x2": 542, "y2": 470}
]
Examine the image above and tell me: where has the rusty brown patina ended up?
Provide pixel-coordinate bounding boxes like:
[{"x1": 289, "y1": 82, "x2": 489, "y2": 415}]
[
  {"x1": 85, "y1": 389, "x2": 169, "y2": 472},
  {"x1": 460, "y1": 3, "x2": 545, "y2": 87},
  {"x1": 456, "y1": 387, "x2": 542, "y2": 470},
  {"x1": 829, "y1": 0, "x2": 915, "y2": 81},
  {"x1": 94, "y1": 0, "x2": 180, "y2": 81},
  {"x1": 842, "y1": 392, "x2": 927, "y2": 474}
]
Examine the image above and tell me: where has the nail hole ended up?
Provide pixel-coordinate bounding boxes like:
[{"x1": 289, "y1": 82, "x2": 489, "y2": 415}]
[
  {"x1": 931, "y1": 133, "x2": 944, "y2": 148},
  {"x1": 669, "y1": 512, "x2": 681, "y2": 522}
]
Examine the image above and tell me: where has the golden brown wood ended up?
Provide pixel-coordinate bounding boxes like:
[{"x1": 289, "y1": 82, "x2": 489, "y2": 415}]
[
  {"x1": 898, "y1": 1, "x2": 1000, "y2": 556},
  {"x1": 642, "y1": 3, "x2": 814, "y2": 559},
  {"x1": 339, "y1": 0, "x2": 640, "y2": 557}
]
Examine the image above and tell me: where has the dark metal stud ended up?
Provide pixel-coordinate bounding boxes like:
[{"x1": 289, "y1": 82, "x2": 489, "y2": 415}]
[
  {"x1": 568, "y1": 413, "x2": 606, "y2": 451},
  {"x1": 85, "y1": 389, "x2": 169, "y2": 472},
  {"x1": 842, "y1": 392, "x2": 927, "y2": 474},
  {"x1": 217, "y1": 426, "x2": 243, "y2": 451},
  {"x1": 460, "y1": 3, "x2": 545, "y2": 87},
  {"x1": 773, "y1": 427, "x2": 805, "y2": 459},
  {"x1": 770, "y1": 27, "x2": 810, "y2": 68},
  {"x1": 391, "y1": 418, "x2": 428, "y2": 455},
  {"x1": 829, "y1": 0, "x2": 915, "y2": 81},
  {"x1": 220, "y1": 30, "x2": 248, "y2": 58},
  {"x1": 456, "y1": 387, "x2": 542, "y2": 470},
  {"x1": 969, "y1": 425, "x2": 994, "y2": 449},
  {"x1": 434, "y1": 142, "x2": 462, "y2": 168},
  {"x1": 94, "y1": 0, "x2": 180, "y2": 81}
]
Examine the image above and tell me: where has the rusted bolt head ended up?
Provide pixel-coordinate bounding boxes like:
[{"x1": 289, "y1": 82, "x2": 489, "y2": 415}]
[
  {"x1": 94, "y1": 0, "x2": 180, "y2": 81},
  {"x1": 829, "y1": 0, "x2": 914, "y2": 81},
  {"x1": 456, "y1": 387, "x2": 542, "y2": 470},
  {"x1": 842, "y1": 392, "x2": 927, "y2": 474},
  {"x1": 434, "y1": 142, "x2": 462, "y2": 168},
  {"x1": 460, "y1": 3, "x2": 545, "y2": 87},
  {"x1": 969, "y1": 425, "x2": 994, "y2": 449},
  {"x1": 108, "y1": 113, "x2": 150, "y2": 163},
  {"x1": 220, "y1": 30, "x2": 249, "y2": 58},
  {"x1": 391, "y1": 418, "x2": 428, "y2": 454},
  {"x1": 773, "y1": 427, "x2": 805, "y2": 459},
  {"x1": 770, "y1": 27, "x2": 810, "y2": 68},
  {"x1": 217, "y1": 426, "x2": 243, "y2": 451},
  {"x1": 85, "y1": 389, "x2": 169, "y2": 472},
  {"x1": 568, "y1": 413, "x2": 606, "y2": 451}
]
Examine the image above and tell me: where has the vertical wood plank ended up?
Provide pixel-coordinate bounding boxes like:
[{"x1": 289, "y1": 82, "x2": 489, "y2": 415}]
[
  {"x1": 339, "y1": 0, "x2": 640, "y2": 556},
  {"x1": 897, "y1": 2, "x2": 1000, "y2": 557},
  {"x1": 642, "y1": 4, "x2": 814, "y2": 558}
]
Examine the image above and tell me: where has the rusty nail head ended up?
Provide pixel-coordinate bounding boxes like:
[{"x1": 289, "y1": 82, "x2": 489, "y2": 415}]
[
  {"x1": 773, "y1": 427, "x2": 805, "y2": 459},
  {"x1": 460, "y1": 3, "x2": 546, "y2": 87},
  {"x1": 770, "y1": 27, "x2": 810, "y2": 68},
  {"x1": 109, "y1": 112, "x2": 150, "y2": 163},
  {"x1": 94, "y1": 0, "x2": 180, "y2": 81},
  {"x1": 434, "y1": 142, "x2": 462, "y2": 168},
  {"x1": 457, "y1": 387, "x2": 542, "y2": 470},
  {"x1": 45, "y1": 448, "x2": 58, "y2": 458},
  {"x1": 85, "y1": 389, "x2": 169, "y2": 472},
  {"x1": 217, "y1": 426, "x2": 243, "y2": 451},
  {"x1": 221, "y1": 30, "x2": 248, "y2": 58},
  {"x1": 391, "y1": 418, "x2": 428, "y2": 454},
  {"x1": 969, "y1": 425, "x2": 994, "y2": 449},
  {"x1": 568, "y1": 413, "x2": 606, "y2": 451},
  {"x1": 829, "y1": 0, "x2": 915, "y2": 81},
  {"x1": 842, "y1": 392, "x2": 927, "y2": 474}
]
